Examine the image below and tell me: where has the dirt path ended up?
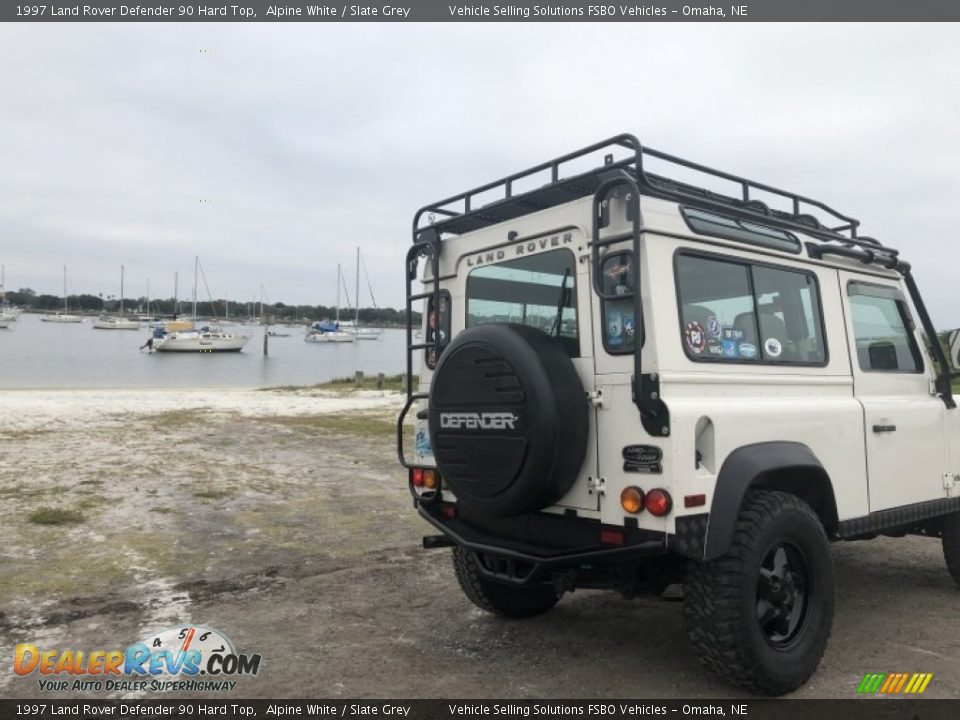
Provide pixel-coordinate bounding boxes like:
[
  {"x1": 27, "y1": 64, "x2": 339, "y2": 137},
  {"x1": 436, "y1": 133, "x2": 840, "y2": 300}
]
[{"x1": 2, "y1": 389, "x2": 959, "y2": 699}]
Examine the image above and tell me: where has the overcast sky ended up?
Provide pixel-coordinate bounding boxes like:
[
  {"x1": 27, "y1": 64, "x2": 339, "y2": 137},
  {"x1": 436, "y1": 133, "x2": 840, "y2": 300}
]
[{"x1": 2, "y1": 23, "x2": 960, "y2": 325}]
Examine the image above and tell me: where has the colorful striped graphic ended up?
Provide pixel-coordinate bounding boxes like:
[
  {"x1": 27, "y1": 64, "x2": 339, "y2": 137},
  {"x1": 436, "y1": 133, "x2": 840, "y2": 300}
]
[{"x1": 856, "y1": 673, "x2": 933, "y2": 694}]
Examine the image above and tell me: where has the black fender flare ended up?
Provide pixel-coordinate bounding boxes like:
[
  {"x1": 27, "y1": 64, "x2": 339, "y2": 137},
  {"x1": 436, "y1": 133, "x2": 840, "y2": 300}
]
[{"x1": 703, "y1": 441, "x2": 836, "y2": 561}]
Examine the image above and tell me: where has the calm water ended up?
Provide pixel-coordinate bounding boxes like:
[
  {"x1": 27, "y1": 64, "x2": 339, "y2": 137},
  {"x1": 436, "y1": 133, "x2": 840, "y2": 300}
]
[{"x1": 0, "y1": 314, "x2": 412, "y2": 389}]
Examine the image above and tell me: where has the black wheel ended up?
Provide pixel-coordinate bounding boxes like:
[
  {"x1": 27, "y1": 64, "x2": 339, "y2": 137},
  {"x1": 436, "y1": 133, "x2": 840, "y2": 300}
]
[
  {"x1": 684, "y1": 491, "x2": 834, "y2": 695},
  {"x1": 942, "y1": 512, "x2": 960, "y2": 586},
  {"x1": 452, "y1": 546, "x2": 560, "y2": 619}
]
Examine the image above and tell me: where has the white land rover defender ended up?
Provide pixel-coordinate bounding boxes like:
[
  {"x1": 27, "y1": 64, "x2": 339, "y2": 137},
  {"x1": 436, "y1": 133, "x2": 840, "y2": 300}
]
[{"x1": 397, "y1": 134, "x2": 960, "y2": 695}]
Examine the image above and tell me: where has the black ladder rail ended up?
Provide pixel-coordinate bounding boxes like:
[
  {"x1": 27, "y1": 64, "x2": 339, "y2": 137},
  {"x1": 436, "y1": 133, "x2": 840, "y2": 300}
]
[
  {"x1": 591, "y1": 169, "x2": 670, "y2": 437},
  {"x1": 397, "y1": 230, "x2": 442, "y2": 469}
]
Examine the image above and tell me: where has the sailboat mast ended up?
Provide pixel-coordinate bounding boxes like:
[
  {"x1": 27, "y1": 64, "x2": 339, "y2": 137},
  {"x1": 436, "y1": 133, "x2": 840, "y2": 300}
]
[
  {"x1": 63, "y1": 265, "x2": 67, "y2": 312},
  {"x1": 335, "y1": 264, "x2": 340, "y2": 324},
  {"x1": 174, "y1": 271, "x2": 178, "y2": 317},
  {"x1": 120, "y1": 265, "x2": 125, "y2": 315},
  {"x1": 355, "y1": 247, "x2": 360, "y2": 327},
  {"x1": 192, "y1": 255, "x2": 198, "y2": 320}
]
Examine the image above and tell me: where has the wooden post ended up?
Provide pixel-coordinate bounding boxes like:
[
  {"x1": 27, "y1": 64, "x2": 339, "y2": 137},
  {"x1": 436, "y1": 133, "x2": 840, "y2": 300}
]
[
  {"x1": 263, "y1": 330, "x2": 269, "y2": 356},
  {"x1": 377, "y1": 372, "x2": 385, "y2": 390},
  {"x1": 354, "y1": 371, "x2": 364, "y2": 388}
]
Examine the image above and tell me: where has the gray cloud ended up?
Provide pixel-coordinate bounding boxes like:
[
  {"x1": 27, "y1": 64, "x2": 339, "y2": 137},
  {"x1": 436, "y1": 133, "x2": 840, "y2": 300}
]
[{"x1": 2, "y1": 23, "x2": 959, "y2": 325}]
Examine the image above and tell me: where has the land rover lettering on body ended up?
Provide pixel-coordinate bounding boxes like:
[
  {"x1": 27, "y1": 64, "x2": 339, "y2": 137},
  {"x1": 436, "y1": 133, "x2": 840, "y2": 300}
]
[
  {"x1": 398, "y1": 133, "x2": 960, "y2": 697},
  {"x1": 439, "y1": 412, "x2": 519, "y2": 431}
]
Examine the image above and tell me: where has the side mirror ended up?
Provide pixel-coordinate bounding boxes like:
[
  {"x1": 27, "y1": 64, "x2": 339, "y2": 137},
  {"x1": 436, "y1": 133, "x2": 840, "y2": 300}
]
[{"x1": 948, "y1": 329, "x2": 960, "y2": 371}]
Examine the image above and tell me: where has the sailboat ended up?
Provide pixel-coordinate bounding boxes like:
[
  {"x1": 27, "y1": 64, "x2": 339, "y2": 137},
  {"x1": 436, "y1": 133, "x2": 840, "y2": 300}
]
[
  {"x1": 150, "y1": 257, "x2": 250, "y2": 352},
  {"x1": 348, "y1": 248, "x2": 382, "y2": 340},
  {"x1": 0, "y1": 266, "x2": 19, "y2": 325},
  {"x1": 305, "y1": 263, "x2": 355, "y2": 343},
  {"x1": 41, "y1": 266, "x2": 84, "y2": 323},
  {"x1": 93, "y1": 265, "x2": 140, "y2": 330}
]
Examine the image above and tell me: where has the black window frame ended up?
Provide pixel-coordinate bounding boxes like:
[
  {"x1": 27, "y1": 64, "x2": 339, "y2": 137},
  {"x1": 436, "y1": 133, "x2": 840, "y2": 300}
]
[
  {"x1": 673, "y1": 249, "x2": 829, "y2": 367},
  {"x1": 681, "y1": 206, "x2": 802, "y2": 255},
  {"x1": 846, "y1": 280, "x2": 925, "y2": 375},
  {"x1": 599, "y1": 250, "x2": 644, "y2": 356},
  {"x1": 464, "y1": 247, "x2": 580, "y2": 358}
]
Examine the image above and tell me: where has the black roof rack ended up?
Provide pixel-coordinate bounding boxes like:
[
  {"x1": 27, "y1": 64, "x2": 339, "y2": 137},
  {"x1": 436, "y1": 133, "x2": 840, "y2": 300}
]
[{"x1": 413, "y1": 133, "x2": 901, "y2": 269}]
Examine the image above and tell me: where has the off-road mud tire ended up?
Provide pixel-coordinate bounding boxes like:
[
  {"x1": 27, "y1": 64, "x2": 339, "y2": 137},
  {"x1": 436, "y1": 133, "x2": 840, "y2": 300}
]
[
  {"x1": 684, "y1": 490, "x2": 834, "y2": 695},
  {"x1": 942, "y1": 512, "x2": 960, "y2": 587},
  {"x1": 452, "y1": 546, "x2": 560, "y2": 619}
]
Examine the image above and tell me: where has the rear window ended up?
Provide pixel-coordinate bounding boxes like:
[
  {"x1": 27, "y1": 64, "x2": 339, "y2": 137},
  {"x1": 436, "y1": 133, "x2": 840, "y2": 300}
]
[{"x1": 466, "y1": 248, "x2": 578, "y2": 357}]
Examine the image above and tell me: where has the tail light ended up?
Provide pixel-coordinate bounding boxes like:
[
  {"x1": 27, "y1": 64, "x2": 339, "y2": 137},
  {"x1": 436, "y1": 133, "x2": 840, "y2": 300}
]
[
  {"x1": 620, "y1": 486, "x2": 645, "y2": 514},
  {"x1": 645, "y1": 488, "x2": 673, "y2": 517},
  {"x1": 411, "y1": 468, "x2": 424, "y2": 487}
]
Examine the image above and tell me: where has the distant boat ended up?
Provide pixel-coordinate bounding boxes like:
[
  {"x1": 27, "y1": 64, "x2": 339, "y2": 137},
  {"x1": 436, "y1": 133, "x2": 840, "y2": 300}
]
[
  {"x1": 152, "y1": 327, "x2": 249, "y2": 353},
  {"x1": 267, "y1": 330, "x2": 291, "y2": 337},
  {"x1": 41, "y1": 266, "x2": 84, "y2": 323},
  {"x1": 345, "y1": 247, "x2": 382, "y2": 341},
  {"x1": 93, "y1": 316, "x2": 140, "y2": 330},
  {"x1": 146, "y1": 257, "x2": 249, "y2": 353},
  {"x1": 305, "y1": 263, "x2": 355, "y2": 344},
  {"x1": 0, "y1": 266, "x2": 18, "y2": 323},
  {"x1": 93, "y1": 265, "x2": 139, "y2": 330}
]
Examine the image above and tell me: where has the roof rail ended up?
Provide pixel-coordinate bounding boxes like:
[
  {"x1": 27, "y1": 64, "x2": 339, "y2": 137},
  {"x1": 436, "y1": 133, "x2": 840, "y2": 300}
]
[{"x1": 413, "y1": 133, "x2": 901, "y2": 266}]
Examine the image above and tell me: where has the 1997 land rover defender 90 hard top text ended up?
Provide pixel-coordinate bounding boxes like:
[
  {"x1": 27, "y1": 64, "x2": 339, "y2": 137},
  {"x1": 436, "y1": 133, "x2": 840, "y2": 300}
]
[{"x1": 396, "y1": 134, "x2": 960, "y2": 695}]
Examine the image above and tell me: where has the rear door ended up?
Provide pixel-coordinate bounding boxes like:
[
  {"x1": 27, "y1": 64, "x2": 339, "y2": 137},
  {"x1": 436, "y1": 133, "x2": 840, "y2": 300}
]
[{"x1": 840, "y1": 274, "x2": 949, "y2": 511}]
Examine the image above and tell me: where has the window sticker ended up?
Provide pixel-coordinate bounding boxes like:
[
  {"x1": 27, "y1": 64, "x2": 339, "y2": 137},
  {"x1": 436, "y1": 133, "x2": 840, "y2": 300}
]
[
  {"x1": 764, "y1": 337, "x2": 783, "y2": 358},
  {"x1": 623, "y1": 316, "x2": 635, "y2": 337},
  {"x1": 685, "y1": 321, "x2": 707, "y2": 354},
  {"x1": 607, "y1": 306, "x2": 623, "y2": 343},
  {"x1": 707, "y1": 316, "x2": 721, "y2": 338},
  {"x1": 738, "y1": 342, "x2": 758, "y2": 359},
  {"x1": 723, "y1": 328, "x2": 745, "y2": 341},
  {"x1": 722, "y1": 340, "x2": 738, "y2": 358}
]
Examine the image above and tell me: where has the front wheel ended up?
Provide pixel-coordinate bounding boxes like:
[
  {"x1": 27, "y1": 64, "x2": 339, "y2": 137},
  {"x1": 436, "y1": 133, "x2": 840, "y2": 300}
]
[
  {"x1": 684, "y1": 491, "x2": 834, "y2": 695},
  {"x1": 452, "y1": 546, "x2": 560, "y2": 619},
  {"x1": 941, "y1": 511, "x2": 960, "y2": 586}
]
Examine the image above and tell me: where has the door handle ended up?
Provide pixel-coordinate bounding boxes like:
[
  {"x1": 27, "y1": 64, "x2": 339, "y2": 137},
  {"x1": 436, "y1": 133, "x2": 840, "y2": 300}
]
[{"x1": 872, "y1": 424, "x2": 897, "y2": 433}]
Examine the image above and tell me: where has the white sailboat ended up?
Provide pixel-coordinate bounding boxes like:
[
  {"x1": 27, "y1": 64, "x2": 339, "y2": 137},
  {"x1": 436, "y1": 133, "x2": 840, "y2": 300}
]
[
  {"x1": 41, "y1": 266, "x2": 84, "y2": 323},
  {"x1": 305, "y1": 263, "x2": 355, "y2": 343},
  {"x1": 93, "y1": 265, "x2": 140, "y2": 330},
  {"x1": 347, "y1": 248, "x2": 382, "y2": 340},
  {"x1": 151, "y1": 257, "x2": 250, "y2": 353},
  {"x1": 0, "y1": 265, "x2": 20, "y2": 324}
]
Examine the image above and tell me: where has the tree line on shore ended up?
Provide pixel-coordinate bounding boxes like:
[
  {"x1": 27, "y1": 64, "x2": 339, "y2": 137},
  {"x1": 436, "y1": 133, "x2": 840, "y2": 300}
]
[{"x1": 3, "y1": 288, "x2": 421, "y2": 325}]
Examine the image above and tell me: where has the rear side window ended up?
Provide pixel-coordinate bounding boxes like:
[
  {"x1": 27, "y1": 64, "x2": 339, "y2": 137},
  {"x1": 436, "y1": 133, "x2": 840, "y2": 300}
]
[
  {"x1": 676, "y1": 252, "x2": 826, "y2": 365},
  {"x1": 466, "y1": 248, "x2": 579, "y2": 357},
  {"x1": 847, "y1": 282, "x2": 923, "y2": 373}
]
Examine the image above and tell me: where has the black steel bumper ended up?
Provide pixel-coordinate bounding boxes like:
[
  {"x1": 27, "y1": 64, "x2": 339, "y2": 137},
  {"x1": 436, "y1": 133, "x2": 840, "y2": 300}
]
[{"x1": 418, "y1": 502, "x2": 670, "y2": 584}]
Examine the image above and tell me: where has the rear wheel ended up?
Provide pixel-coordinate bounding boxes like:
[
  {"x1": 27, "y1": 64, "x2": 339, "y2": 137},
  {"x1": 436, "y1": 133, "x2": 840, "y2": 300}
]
[
  {"x1": 452, "y1": 546, "x2": 560, "y2": 619},
  {"x1": 684, "y1": 491, "x2": 834, "y2": 695},
  {"x1": 941, "y1": 512, "x2": 960, "y2": 586}
]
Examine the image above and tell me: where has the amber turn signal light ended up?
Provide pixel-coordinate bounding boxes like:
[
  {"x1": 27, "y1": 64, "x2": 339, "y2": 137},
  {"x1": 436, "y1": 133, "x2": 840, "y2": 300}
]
[
  {"x1": 422, "y1": 469, "x2": 438, "y2": 489},
  {"x1": 620, "y1": 486, "x2": 645, "y2": 514}
]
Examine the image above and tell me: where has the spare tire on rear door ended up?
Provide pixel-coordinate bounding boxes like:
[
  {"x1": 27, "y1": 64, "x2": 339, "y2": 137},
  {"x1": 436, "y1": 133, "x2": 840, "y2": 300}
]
[{"x1": 428, "y1": 323, "x2": 588, "y2": 517}]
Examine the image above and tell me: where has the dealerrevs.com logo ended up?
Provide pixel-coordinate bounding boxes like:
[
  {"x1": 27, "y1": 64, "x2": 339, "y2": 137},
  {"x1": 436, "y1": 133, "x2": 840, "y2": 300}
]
[{"x1": 15, "y1": 625, "x2": 261, "y2": 693}]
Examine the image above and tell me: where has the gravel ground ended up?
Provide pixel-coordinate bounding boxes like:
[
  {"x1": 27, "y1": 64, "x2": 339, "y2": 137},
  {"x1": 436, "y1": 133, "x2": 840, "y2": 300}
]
[{"x1": 2, "y1": 388, "x2": 959, "y2": 700}]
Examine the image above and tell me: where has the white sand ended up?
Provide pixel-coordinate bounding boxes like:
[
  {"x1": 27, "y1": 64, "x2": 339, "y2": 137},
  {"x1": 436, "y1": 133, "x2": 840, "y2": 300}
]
[{"x1": 0, "y1": 388, "x2": 406, "y2": 433}]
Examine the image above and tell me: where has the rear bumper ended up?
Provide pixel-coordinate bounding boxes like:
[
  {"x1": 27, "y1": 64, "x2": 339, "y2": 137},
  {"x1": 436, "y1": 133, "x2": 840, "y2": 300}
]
[{"x1": 418, "y1": 502, "x2": 670, "y2": 583}]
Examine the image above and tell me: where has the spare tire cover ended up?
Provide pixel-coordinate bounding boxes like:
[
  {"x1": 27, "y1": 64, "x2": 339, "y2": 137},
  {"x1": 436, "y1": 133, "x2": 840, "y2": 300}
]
[{"x1": 428, "y1": 323, "x2": 588, "y2": 517}]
